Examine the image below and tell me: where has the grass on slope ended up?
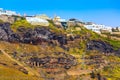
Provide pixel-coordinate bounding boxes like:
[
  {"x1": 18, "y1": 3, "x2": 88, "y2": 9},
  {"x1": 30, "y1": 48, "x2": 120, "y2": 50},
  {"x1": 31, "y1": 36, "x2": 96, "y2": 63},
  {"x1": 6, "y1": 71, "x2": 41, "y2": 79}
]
[
  {"x1": 0, "y1": 53, "x2": 43, "y2": 80},
  {"x1": 11, "y1": 19, "x2": 34, "y2": 32},
  {"x1": 101, "y1": 56, "x2": 120, "y2": 80},
  {"x1": 0, "y1": 65, "x2": 41, "y2": 80},
  {"x1": 101, "y1": 37, "x2": 120, "y2": 50}
]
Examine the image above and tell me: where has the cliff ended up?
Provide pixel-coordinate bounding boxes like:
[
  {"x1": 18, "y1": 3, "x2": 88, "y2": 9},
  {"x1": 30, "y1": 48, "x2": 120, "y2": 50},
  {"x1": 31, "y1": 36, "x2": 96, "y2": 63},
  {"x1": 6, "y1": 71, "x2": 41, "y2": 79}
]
[{"x1": 0, "y1": 21, "x2": 120, "y2": 80}]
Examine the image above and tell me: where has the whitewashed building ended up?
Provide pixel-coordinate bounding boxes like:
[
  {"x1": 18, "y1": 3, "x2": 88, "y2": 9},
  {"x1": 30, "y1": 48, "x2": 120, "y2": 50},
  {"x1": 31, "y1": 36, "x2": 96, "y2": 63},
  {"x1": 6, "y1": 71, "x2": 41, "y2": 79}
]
[
  {"x1": 118, "y1": 27, "x2": 120, "y2": 31},
  {"x1": 53, "y1": 16, "x2": 66, "y2": 22},
  {"x1": 35, "y1": 14, "x2": 51, "y2": 20},
  {"x1": 84, "y1": 23, "x2": 112, "y2": 34},
  {"x1": 26, "y1": 17, "x2": 49, "y2": 26},
  {"x1": 0, "y1": 8, "x2": 17, "y2": 16},
  {"x1": 53, "y1": 16, "x2": 67, "y2": 28}
]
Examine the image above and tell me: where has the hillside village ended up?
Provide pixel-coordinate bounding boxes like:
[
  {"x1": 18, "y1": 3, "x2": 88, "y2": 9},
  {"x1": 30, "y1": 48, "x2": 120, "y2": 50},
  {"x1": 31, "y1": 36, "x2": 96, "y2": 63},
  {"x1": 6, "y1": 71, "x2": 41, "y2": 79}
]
[
  {"x1": 0, "y1": 8, "x2": 120, "y2": 80},
  {"x1": 0, "y1": 8, "x2": 120, "y2": 34}
]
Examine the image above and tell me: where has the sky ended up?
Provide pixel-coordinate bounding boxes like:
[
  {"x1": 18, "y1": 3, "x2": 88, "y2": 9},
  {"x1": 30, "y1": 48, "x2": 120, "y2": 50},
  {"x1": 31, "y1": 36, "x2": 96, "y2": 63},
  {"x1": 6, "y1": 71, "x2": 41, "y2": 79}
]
[{"x1": 0, "y1": 0, "x2": 120, "y2": 27}]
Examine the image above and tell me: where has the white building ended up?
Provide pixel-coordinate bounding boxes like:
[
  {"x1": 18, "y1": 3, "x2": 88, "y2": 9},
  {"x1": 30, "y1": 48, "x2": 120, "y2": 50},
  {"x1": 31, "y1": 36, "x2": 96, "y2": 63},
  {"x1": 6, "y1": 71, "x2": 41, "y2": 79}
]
[
  {"x1": 0, "y1": 8, "x2": 17, "y2": 16},
  {"x1": 118, "y1": 27, "x2": 120, "y2": 31},
  {"x1": 35, "y1": 14, "x2": 51, "y2": 20},
  {"x1": 101, "y1": 26, "x2": 112, "y2": 33},
  {"x1": 53, "y1": 16, "x2": 66, "y2": 22},
  {"x1": 26, "y1": 17, "x2": 49, "y2": 26},
  {"x1": 84, "y1": 23, "x2": 112, "y2": 34},
  {"x1": 53, "y1": 16, "x2": 67, "y2": 28}
]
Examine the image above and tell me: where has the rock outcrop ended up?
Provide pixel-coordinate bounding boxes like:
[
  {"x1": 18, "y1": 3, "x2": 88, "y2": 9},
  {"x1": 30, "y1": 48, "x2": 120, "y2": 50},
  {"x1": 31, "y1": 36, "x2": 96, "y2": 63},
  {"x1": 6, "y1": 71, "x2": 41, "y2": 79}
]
[
  {"x1": 0, "y1": 22, "x2": 68, "y2": 46},
  {"x1": 14, "y1": 52, "x2": 77, "y2": 70},
  {"x1": 87, "y1": 40, "x2": 114, "y2": 53},
  {"x1": 0, "y1": 15, "x2": 22, "y2": 23},
  {"x1": 0, "y1": 22, "x2": 119, "y2": 54},
  {"x1": 0, "y1": 22, "x2": 13, "y2": 41}
]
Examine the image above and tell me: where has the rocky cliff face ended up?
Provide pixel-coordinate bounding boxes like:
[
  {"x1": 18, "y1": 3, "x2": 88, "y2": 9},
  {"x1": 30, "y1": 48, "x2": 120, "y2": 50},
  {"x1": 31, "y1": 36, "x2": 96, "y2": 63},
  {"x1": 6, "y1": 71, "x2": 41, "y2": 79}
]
[
  {"x1": 0, "y1": 22, "x2": 66, "y2": 45},
  {"x1": 0, "y1": 22, "x2": 120, "y2": 80},
  {"x1": 0, "y1": 15, "x2": 22, "y2": 23},
  {"x1": 0, "y1": 15, "x2": 15, "y2": 23},
  {"x1": 87, "y1": 40, "x2": 114, "y2": 53},
  {"x1": 0, "y1": 22, "x2": 119, "y2": 54},
  {"x1": 13, "y1": 51, "x2": 77, "y2": 70},
  {"x1": 0, "y1": 22, "x2": 13, "y2": 40}
]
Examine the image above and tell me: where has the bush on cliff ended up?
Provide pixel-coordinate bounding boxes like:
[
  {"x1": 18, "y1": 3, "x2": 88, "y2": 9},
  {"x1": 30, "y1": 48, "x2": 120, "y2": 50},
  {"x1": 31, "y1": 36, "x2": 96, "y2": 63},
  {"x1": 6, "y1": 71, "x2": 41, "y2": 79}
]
[
  {"x1": 0, "y1": 19, "x2": 4, "y2": 23},
  {"x1": 47, "y1": 20, "x2": 66, "y2": 34},
  {"x1": 11, "y1": 20, "x2": 33, "y2": 32}
]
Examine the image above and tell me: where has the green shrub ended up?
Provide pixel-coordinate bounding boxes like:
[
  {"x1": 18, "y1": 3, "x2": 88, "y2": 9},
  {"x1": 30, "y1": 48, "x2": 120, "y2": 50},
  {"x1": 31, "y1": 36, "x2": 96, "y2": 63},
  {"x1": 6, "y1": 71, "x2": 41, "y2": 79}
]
[
  {"x1": 11, "y1": 20, "x2": 34, "y2": 32},
  {"x1": 48, "y1": 20, "x2": 65, "y2": 34},
  {"x1": 0, "y1": 19, "x2": 3, "y2": 23}
]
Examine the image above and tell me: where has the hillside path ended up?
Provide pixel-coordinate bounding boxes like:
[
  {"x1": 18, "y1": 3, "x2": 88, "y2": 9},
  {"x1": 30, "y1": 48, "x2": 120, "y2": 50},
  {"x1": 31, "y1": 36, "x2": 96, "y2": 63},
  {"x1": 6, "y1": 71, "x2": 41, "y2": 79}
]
[{"x1": 0, "y1": 49, "x2": 40, "y2": 77}]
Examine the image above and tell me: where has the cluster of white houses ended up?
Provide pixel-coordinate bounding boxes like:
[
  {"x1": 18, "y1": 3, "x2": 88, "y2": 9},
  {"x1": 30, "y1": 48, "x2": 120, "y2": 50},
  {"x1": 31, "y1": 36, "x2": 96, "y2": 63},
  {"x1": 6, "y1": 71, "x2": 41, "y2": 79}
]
[
  {"x1": 84, "y1": 22, "x2": 112, "y2": 34},
  {"x1": 52, "y1": 16, "x2": 113, "y2": 34},
  {"x1": 0, "y1": 8, "x2": 17, "y2": 16},
  {"x1": 0, "y1": 8, "x2": 118, "y2": 34},
  {"x1": 26, "y1": 15, "x2": 114, "y2": 34}
]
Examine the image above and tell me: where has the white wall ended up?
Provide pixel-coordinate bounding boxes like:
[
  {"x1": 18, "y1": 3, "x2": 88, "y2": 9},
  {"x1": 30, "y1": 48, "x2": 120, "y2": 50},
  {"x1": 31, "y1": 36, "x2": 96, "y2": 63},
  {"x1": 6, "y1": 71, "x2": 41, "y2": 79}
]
[
  {"x1": 0, "y1": 8, "x2": 17, "y2": 16},
  {"x1": 84, "y1": 24, "x2": 112, "y2": 33},
  {"x1": 26, "y1": 17, "x2": 49, "y2": 26}
]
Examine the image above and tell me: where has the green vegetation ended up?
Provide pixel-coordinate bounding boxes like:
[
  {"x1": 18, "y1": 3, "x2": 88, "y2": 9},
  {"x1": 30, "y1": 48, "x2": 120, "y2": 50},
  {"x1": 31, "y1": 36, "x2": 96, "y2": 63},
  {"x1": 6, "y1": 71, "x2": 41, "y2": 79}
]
[
  {"x1": 0, "y1": 19, "x2": 4, "y2": 23},
  {"x1": 0, "y1": 52, "x2": 43, "y2": 80},
  {"x1": 110, "y1": 34, "x2": 120, "y2": 37},
  {"x1": 102, "y1": 37, "x2": 120, "y2": 50},
  {"x1": 0, "y1": 65, "x2": 41, "y2": 80},
  {"x1": 0, "y1": 20, "x2": 120, "y2": 80},
  {"x1": 11, "y1": 20, "x2": 34, "y2": 32},
  {"x1": 11, "y1": 19, "x2": 65, "y2": 34},
  {"x1": 101, "y1": 56, "x2": 120, "y2": 80},
  {"x1": 48, "y1": 20, "x2": 66, "y2": 34}
]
